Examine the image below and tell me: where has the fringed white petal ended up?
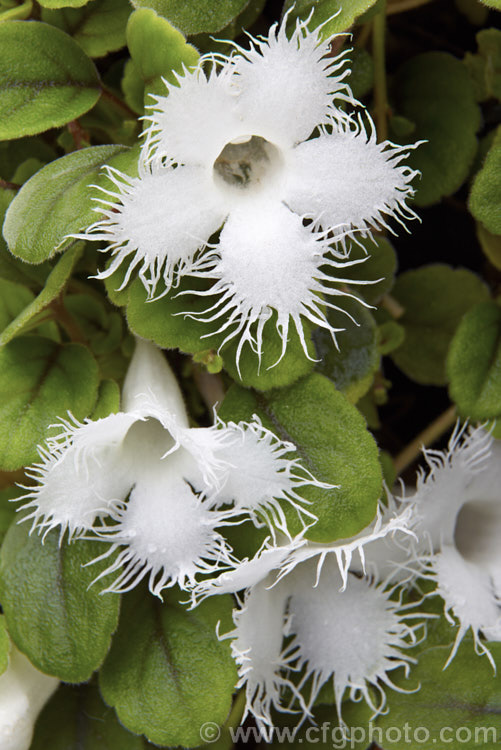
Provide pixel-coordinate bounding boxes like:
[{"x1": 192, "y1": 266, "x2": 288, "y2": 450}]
[
  {"x1": 286, "y1": 559, "x2": 422, "y2": 722},
  {"x1": 279, "y1": 498, "x2": 416, "y2": 590},
  {"x1": 423, "y1": 545, "x2": 501, "y2": 667},
  {"x1": 231, "y1": 17, "x2": 354, "y2": 149},
  {"x1": 122, "y1": 337, "x2": 189, "y2": 426},
  {"x1": 207, "y1": 416, "x2": 331, "y2": 534},
  {"x1": 0, "y1": 646, "x2": 59, "y2": 750},
  {"x1": 142, "y1": 62, "x2": 241, "y2": 167},
  {"x1": 223, "y1": 576, "x2": 298, "y2": 732},
  {"x1": 284, "y1": 115, "x2": 420, "y2": 240},
  {"x1": 90, "y1": 463, "x2": 237, "y2": 598},
  {"x1": 83, "y1": 159, "x2": 226, "y2": 299},
  {"x1": 182, "y1": 201, "x2": 373, "y2": 373},
  {"x1": 18, "y1": 412, "x2": 137, "y2": 541},
  {"x1": 412, "y1": 423, "x2": 493, "y2": 548},
  {"x1": 191, "y1": 535, "x2": 307, "y2": 601}
]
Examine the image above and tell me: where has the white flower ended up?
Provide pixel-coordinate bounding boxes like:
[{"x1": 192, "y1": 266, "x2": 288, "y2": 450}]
[
  {"x1": 0, "y1": 644, "x2": 59, "y2": 750},
  {"x1": 19, "y1": 339, "x2": 325, "y2": 597},
  {"x1": 401, "y1": 424, "x2": 501, "y2": 666},
  {"x1": 212, "y1": 498, "x2": 419, "y2": 730},
  {"x1": 83, "y1": 16, "x2": 419, "y2": 368}
]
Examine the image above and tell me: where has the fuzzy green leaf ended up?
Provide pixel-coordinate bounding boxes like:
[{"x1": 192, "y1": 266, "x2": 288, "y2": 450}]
[
  {"x1": 0, "y1": 189, "x2": 53, "y2": 287},
  {"x1": 0, "y1": 487, "x2": 19, "y2": 548},
  {"x1": 314, "y1": 300, "x2": 379, "y2": 403},
  {"x1": 479, "y1": 0, "x2": 501, "y2": 9},
  {"x1": 283, "y1": 0, "x2": 380, "y2": 37},
  {"x1": 0, "y1": 243, "x2": 83, "y2": 346},
  {"x1": 4, "y1": 145, "x2": 128, "y2": 264},
  {"x1": 126, "y1": 279, "x2": 315, "y2": 390},
  {"x1": 99, "y1": 586, "x2": 237, "y2": 747},
  {"x1": 0, "y1": 21, "x2": 101, "y2": 139},
  {"x1": 90, "y1": 379, "x2": 120, "y2": 419},
  {"x1": 477, "y1": 222, "x2": 501, "y2": 269},
  {"x1": 390, "y1": 265, "x2": 490, "y2": 385},
  {"x1": 218, "y1": 373, "x2": 382, "y2": 542},
  {"x1": 0, "y1": 615, "x2": 10, "y2": 676},
  {"x1": 131, "y1": 0, "x2": 250, "y2": 35},
  {"x1": 0, "y1": 336, "x2": 99, "y2": 470},
  {"x1": 31, "y1": 683, "x2": 147, "y2": 750},
  {"x1": 126, "y1": 9, "x2": 199, "y2": 105},
  {"x1": 393, "y1": 52, "x2": 481, "y2": 206},
  {"x1": 0, "y1": 279, "x2": 37, "y2": 333},
  {"x1": 447, "y1": 300, "x2": 501, "y2": 419},
  {"x1": 0, "y1": 523, "x2": 120, "y2": 682},
  {"x1": 469, "y1": 127, "x2": 501, "y2": 235},
  {"x1": 464, "y1": 28, "x2": 501, "y2": 101},
  {"x1": 41, "y1": 0, "x2": 132, "y2": 58}
]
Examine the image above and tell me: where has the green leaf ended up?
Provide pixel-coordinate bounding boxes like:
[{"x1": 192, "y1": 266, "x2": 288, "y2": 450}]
[
  {"x1": 339, "y1": 235, "x2": 398, "y2": 304},
  {"x1": 4, "y1": 144, "x2": 128, "y2": 264},
  {"x1": 90, "y1": 379, "x2": 120, "y2": 419},
  {"x1": 464, "y1": 29, "x2": 501, "y2": 101},
  {"x1": 218, "y1": 373, "x2": 382, "y2": 542},
  {"x1": 314, "y1": 299, "x2": 379, "y2": 403},
  {"x1": 126, "y1": 279, "x2": 314, "y2": 390},
  {"x1": 390, "y1": 265, "x2": 490, "y2": 385},
  {"x1": 480, "y1": 0, "x2": 501, "y2": 8},
  {"x1": 469, "y1": 127, "x2": 501, "y2": 235},
  {"x1": 477, "y1": 222, "x2": 501, "y2": 269},
  {"x1": 0, "y1": 278, "x2": 37, "y2": 333},
  {"x1": 0, "y1": 243, "x2": 83, "y2": 346},
  {"x1": 0, "y1": 523, "x2": 120, "y2": 682},
  {"x1": 126, "y1": 8, "x2": 199, "y2": 105},
  {"x1": 31, "y1": 683, "x2": 147, "y2": 750},
  {"x1": 0, "y1": 336, "x2": 99, "y2": 470},
  {"x1": 99, "y1": 586, "x2": 237, "y2": 747},
  {"x1": 0, "y1": 0, "x2": 33, "y2": 20},
  {"x1": 392, "y1": 52, "x2": 481, "y2": 206},
  {"x1": 347, "y1": 48, "x2": 374, "y2": 99},
  {"x1": 0, "y1": 615, "x2": 10, "y2": 676},
  {"x1": 375, "y1": 640, "x2": 501, "y2": 749},
  {"x1": 447, "y1": 300, "x2": 501, "y2": 419},
  {"x1": 0, "y1": 21, "x2": 101, "y2": 139},
  {"x1": 131, "y1": 0, "x2": 250, "y2": 35},
  {"x1": 0, "y1": 189, "x2": 52, "y2": 287},
  {"x1": 41, "y1": 0, "x2": 132, "y2": 58},
  {"x1": 283, "y1": 0, "x2": 380, "y2": 37},
  {"x1": 376, "y1": 320, "x2": 405, "y2": 356},
  {"x1": 0, "y1": 486, "x2": 19, "y2": 548}
]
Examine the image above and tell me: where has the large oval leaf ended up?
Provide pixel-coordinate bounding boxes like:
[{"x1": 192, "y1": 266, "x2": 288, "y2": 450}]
[
  {"x1": 31, "y1": 683, "x2": 145, "y2": 750},
  {"x1": 392, "y1": 52, "x2": 481, "y2": 206},
  {"x1": 447, "y1": 300, "x2": 501, "y2": 420},
  {"x1": 0, "y1": 336, "x2": 99, "y2": 470},
  {"x1": 99, "y1": 585, "x2": 237, "y2": 747},
  {"x1": 0, "y1": 21, "x2": 101, "y2": 139},
  {"x1": 218, "y1": 373, "x2": 382, "y2": 542},
  {"x1": 390, "y1": 265, "x2": 490, "y2": 385},
  {"x1": 3, "y1": 145, "x2": 128, "y2": 263},
  {"x1": 0, "y1": 523, "x2": 120, "y2": 682}
]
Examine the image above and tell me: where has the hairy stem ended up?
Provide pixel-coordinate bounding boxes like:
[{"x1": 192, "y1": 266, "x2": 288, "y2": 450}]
[{"x1": 393, "y1": 404, "x2": 457, "y2": 475}]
